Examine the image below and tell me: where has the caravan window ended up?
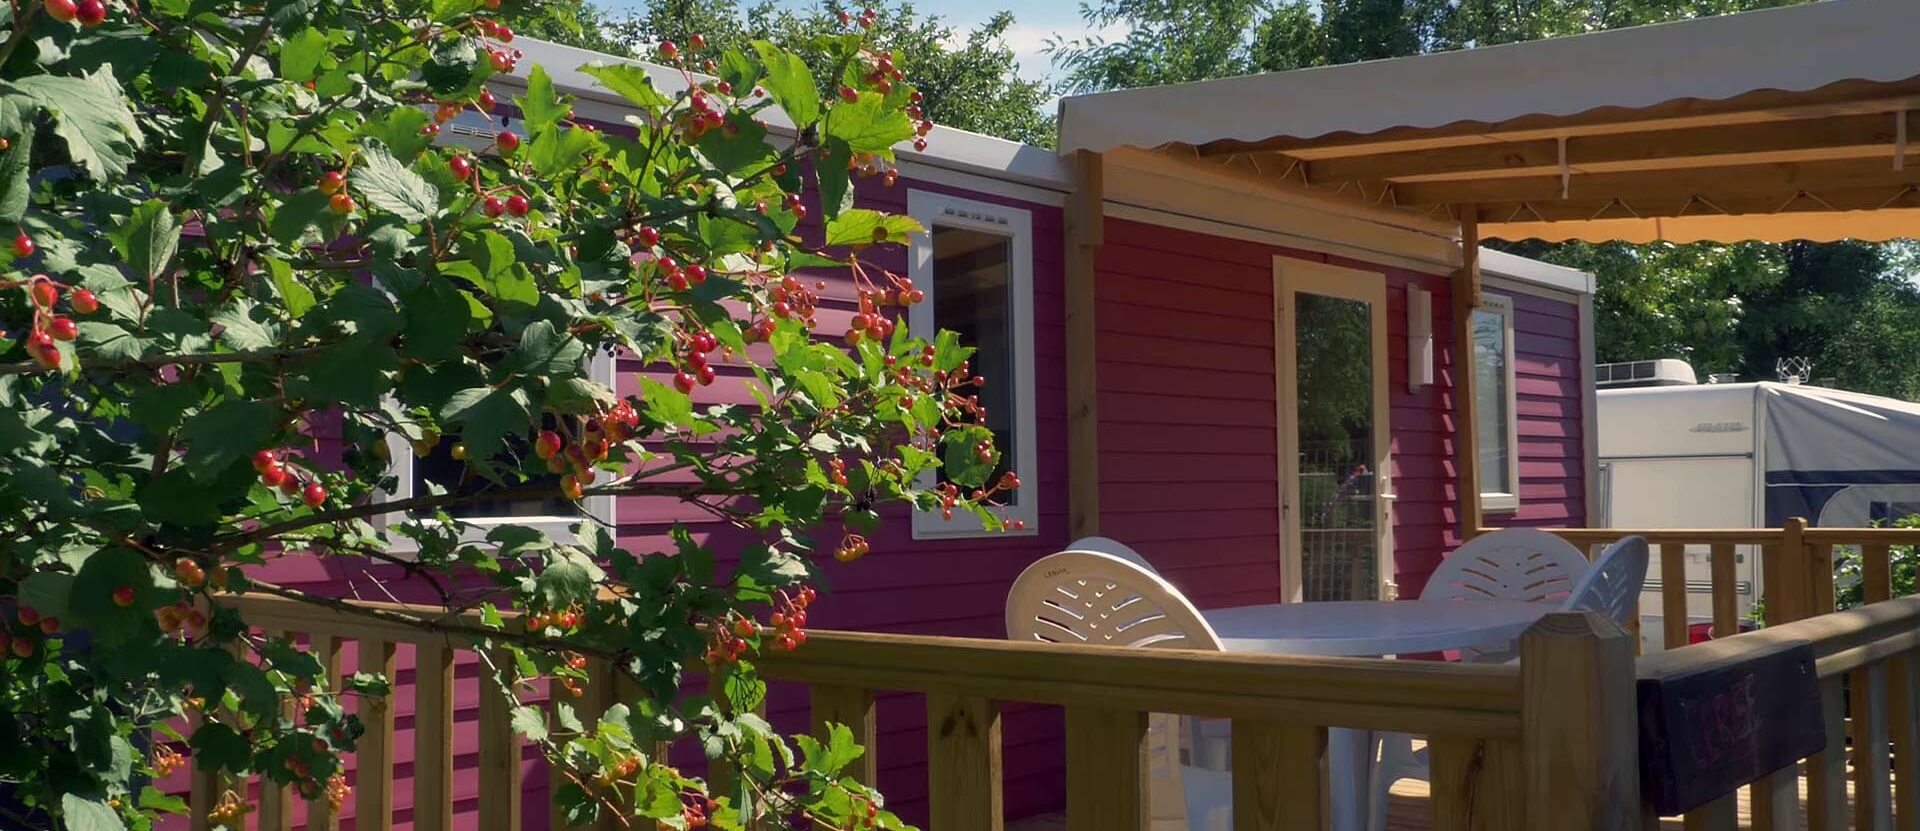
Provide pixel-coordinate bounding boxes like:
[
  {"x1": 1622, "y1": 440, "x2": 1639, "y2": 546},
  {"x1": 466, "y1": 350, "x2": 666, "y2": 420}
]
[{"x1": 1473, "y1": 294, "x2": 1520, "y2": 512}]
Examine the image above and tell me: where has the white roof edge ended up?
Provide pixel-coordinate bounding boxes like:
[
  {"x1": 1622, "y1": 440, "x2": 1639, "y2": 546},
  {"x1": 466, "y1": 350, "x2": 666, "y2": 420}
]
[
  {"x1": 495, "y1": 38, "x2": 1071, "y2": 191},
  {"x1": 1057, "y1": 0, "x2": 1920, "y2": 154},
  {"x1": 1480, "y1": 247, "x2": 1593, "y2": 295}
]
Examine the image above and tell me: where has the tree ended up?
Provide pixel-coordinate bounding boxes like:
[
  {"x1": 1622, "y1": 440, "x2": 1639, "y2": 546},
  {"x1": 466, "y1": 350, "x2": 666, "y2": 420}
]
[
  {"x1": 0, "y1": 1, "x2": 1010, "y2": 826},
  {"x1": 516, "y1": 0, "x2": 1057, "y2": 147}
]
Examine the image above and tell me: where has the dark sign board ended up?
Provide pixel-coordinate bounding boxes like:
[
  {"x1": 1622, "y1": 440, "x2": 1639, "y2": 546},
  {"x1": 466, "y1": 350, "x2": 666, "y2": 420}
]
[{"x1": 1637, "y1": 639, "x2": 1825, "y2": 815}]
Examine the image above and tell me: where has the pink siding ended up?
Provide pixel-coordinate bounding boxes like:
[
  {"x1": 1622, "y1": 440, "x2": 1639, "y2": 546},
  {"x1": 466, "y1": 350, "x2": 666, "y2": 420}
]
[
  {"x1": 1482, "y1": 291, "x2": 1590, "y2": 532},
  {"x1": 1091, "y1": 218, "x2": 1589, "y2": 604}
]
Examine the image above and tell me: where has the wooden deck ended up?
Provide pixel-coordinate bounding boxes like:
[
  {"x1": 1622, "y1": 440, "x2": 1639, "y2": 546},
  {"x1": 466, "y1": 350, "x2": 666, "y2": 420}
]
[{"x1": 1007, "y1": 763, "x2": 1842, "y2": 830}]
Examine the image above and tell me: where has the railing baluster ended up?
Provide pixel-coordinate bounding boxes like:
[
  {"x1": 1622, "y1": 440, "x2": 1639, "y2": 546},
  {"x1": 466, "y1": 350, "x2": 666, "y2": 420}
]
[
  {"x1": 1066, "y1": 706, "x2": 1147, "y2": 831},
  {"x1": 1231, "y1": 720, "x2": 1326, "y2": 830},
  {"x1": 1892, "y1": 651, "x2": 1920, "y2": 831},
  {"x1": 1866, "y1": 543, "x2": 1895, "y2": 603},
  {"x1": 187, "y1": 705, "x2": 220, "y2": 831},
  {"x1": 355, "y1": 638, "x2": 398, "y2": 831},
  {"x1": 813, "y1": 684, "x2": 879, "y2": 786},
  {"x1": 478, "y1": 648, "x2": 524, "y2": 831},
  {"x1": 1428, "y1": 737, "x2": 1523, "y2": 831},
  {"x1": 1855, "y1": 661, "x2": 1895, "y2": 831},
  {"x1": 1681, "y1": 796, "x2": 1737, "y2": 831},
  {"x1": 926, "y1": 693, "x2": 1003, "y2": 831},
  {"x1": 1520, "y1": 613, "x2": 1638, "y2": 831},
  {"x1": 309, "y1": 633, "x2": 345, "y2": 831},
  {"x1": 1748, "y1": 765, "x2": 1799, "y2": 831},
  {"x1": 1660, "y1": 542, "x2": 1688, "y2": 650},
  {"x1": 1709, "y1": 543, "x2": 1738, "y2": 641},
  {"x1": 1810, "y1": 540, "x2": 1838, "y2": 616},
  {"x1": 415, "y1": 642, "x2": 456, "y2": 831},
  {"x1": 258, "y1": 630, "x2": 294, "y2": 831},
  {"x1": 1809, "y1": 674, "x2": 1850, "y2": 831}
]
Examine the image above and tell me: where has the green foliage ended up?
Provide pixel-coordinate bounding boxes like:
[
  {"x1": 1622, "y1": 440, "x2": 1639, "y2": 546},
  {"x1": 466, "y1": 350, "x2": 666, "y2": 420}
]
[{"x1": 0, "y1": 2, "x2": 1007, "y2": 826}]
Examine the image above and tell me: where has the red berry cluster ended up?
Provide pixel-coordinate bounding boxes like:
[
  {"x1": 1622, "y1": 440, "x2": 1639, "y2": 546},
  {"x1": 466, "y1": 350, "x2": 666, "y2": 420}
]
[
  {"x1": 675, "y1": 83, "x2": 730, "y2": 143},
  {"x1": 318, "y1": 169, "x2": 355, "y2": 215},
  {"x1": 17, "y1": 273, "x2": 84, "y2": 369},
  {"x1": 44, "y1": 0, "x2": 108, "y2": 27},
  {"x1": 767, "y1": 586, "x2": 814, "y2": 651},
  {"x1": 592, "y1": 753, "x2": 643, "y2": 789},
  {"x1": 0, "y1": 604, "x2": 59, "y2": 660},
  {"x1": 834, "y1": 532, "x2": 870, "y2": 563},
  {"x1": 843, "y1": 274, "x2": 921, "y2": 345},
  {"x1": 556, "y1": 651, "x2": 589, "y2": 697},
  {"x1": 154, "y1": 600, "x2": 210, "y2": 641},
  {"x1": 481, "y1": 190, "x2": 532, "y2": 219},
  {"x1": 526, "y1": 603, "x2": 585, "y2": 633},
  {"x1": 253, "y1": 449, "x2": 328, "y2": 508},
  {"x1": 486, "y1": 43, "x2": 524, "y2": 73},
  {"x1": 671, "y1": 327, "x2": 719, "y2": 392},
  {"x1": 148, "y1": 744, "x2": 186, "y2": 778},
  {"x1": 835, "y1": 6, "x2": 878, "y2": 29},
  {"x1": 679, "y1": 794, "x2": 714, "y2": 829},
  {"x1": 534, "y1": 401, "x2": 637, "y2": 499}
]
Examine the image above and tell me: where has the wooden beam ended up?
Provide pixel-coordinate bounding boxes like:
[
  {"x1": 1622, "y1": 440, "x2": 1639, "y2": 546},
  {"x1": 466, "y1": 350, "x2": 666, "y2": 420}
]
[
  {"x1": 1396, "y1": 155, "x2": 1920, "y2": 209},
  {"x1": 1453, "y1": 209, "x2": 1484, "y2": 541},
  {"x1": 1520, "y1": 613, "x2": 1640, "y2": 831},
  {"x1": 1065, "y1": 150, "x2": 1103, "y2": 540},
  {"x1": 1305, "y1": 110, "x2": 1920, "y2": 184},
  {"x1": 1193, "y1": 79, "x2": 1920, "y2": 160},
  {"x1": 1472, "y1": 184, "x2": 1920, "y2": 224}
]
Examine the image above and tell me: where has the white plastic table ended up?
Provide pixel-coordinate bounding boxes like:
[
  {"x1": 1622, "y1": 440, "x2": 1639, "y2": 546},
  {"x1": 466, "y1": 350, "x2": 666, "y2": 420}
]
[{"x1": 1198, "y1": 599, "x2": 1560, "y2": 831}]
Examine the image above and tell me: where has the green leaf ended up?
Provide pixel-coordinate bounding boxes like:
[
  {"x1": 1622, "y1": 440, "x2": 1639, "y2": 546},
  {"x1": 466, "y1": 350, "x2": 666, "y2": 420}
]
[
  {"x1": 18, "y1": 572, "x2": 73, "y2": 621},
  {"x1": 535, "y1": 548, "x2": 600, "y2": 608},
  {"x1": 287, "y1": 341, "x2": 399, "y2": 406},
  {"x1": 516, "y1": 65, "x2": 570, "y2": 137},
  {"x1": 68, "y1": 547, "x2": 154, "y2": 639},
  {"x1": 529, "y1": 125, "x2": 605, "y2": 178},
  {"x1": 76, "y1": 321, "x2": 148, "y2": 362},
  {"x1": 109, "y1": 199, "x2": 181, "y2": 282},
  {"x1": 401, "y1": 276, "x2": 472, "y2": 361},
  {"x1": 637, "y1": 376, "x2": 691, "y2": 427},
  {"x1": 179, "y1": 400, "x2": 277, "y2": 481},
  {"x1": 506, "y1": 320, "x2": 586, "y2": 378},
  {"x1": 0, "y1": 97, "x2": 35, "y2": 223},
  {"x1": 137, "y1": 786, "x2": 189, "y2": 813},
  {"x1": 421, "y1": 37, "x2": 480, "y2": 96},
  {"x1": 826, "y1": 91, "x2": 915, "y2": 154},
  {"x1": 61, "y1": 794, "x2": 126, "y2": 831},
  {"x1": 349, "y1": 142, "x2": 440, "y2": 223},
  {"x1": 816, "y1": 138, "x2": 854, "y2": 222},
  {"x1": 578, "y1": 62, "x2": 671, "y2": 110},
  {"x1": 750, "y1": 42, "x2": 819, "y2": 125},
  {"x1": 363, "y1": 107, "x2": 435, "y2": 162},
  {"x1": 3, "y1": 68, "x2": 142, "y2": 179},
  {"x1": 511, "y1": 705, "x2": 550, "y2": 742},
  {"x1": 265, "y1": 258, "x2": 315, "y2": 318},
  {"x1": 941, "y1": 424, "x2": 998, "y2": 489},
  {"x1": 211, "y1": 298, "x2": 276, "y2": 350},
  {"x1": 442, "y1": 385, "x2": 531, "y2": 458},
  {"x1": 281, "y1": 28, "x2": 329, "y2": 82},
  {"x1": 269, "y1": 188, "x2": 334, "y2": 245},
  {"x1": 188, "y1": 722, "x2": 252, "y2": 774},
  {"x1": 823, "y1": 209, "x2": 923, "y2": 248}
]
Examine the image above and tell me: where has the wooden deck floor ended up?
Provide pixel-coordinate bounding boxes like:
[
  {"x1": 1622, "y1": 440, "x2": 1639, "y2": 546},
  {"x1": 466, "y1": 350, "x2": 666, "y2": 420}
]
[{"x1": 1008, "y1": 768, "x2": 1837, "y2": 830}]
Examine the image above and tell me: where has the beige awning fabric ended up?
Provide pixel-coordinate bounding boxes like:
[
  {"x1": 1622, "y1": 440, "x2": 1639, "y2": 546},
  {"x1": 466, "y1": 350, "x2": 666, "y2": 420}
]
[{"x1": 1056, "y1": 0, "x2": 1920, "y2": 244}]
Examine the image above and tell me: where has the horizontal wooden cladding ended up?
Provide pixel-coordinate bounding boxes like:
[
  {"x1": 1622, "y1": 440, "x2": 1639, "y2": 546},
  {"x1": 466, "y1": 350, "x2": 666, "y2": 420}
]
[
  {"x1": 1639, "y1": 596, "x2": 1920, "y2": 681},
  {"x1": 752, "y1": 629, "x2": 1523, "y2": 737},
  {"x1": 1304, "y1": 110, "x2": 1920, "y2": 185}
]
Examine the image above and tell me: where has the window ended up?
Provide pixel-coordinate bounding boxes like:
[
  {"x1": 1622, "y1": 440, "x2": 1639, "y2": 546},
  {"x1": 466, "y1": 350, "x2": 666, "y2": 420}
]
[
  {"x1": 1472, "y1": 294, "x2": 1520, "y2": 513},
  {"x1": 907, "y1": 191, "x2": 1038, "y2": 538},
  {"x1": 379, "y1": 350, "x2": 618, "y2": 545}
]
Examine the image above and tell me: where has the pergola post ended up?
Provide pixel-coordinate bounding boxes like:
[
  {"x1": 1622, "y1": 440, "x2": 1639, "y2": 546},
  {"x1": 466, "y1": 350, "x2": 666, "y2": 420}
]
[
  {"x1": 1453, "y1": 206, "x2": 1485, "y2": 541},
  {"x1": 1066, "y1": 150, "x2": 1104, "y2": 539}
]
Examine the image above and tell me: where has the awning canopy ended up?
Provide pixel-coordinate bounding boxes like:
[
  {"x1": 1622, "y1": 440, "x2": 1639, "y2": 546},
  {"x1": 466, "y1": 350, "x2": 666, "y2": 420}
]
[{"x1": 1056, "y1": 0, "x2": 1920, "y2": 243}]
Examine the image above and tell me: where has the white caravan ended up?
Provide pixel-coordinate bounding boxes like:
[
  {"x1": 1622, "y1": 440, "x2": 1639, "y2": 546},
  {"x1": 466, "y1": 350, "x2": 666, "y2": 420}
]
[{"x1": 1598, "y1": 372, "x2": 1920, "y2": 650}]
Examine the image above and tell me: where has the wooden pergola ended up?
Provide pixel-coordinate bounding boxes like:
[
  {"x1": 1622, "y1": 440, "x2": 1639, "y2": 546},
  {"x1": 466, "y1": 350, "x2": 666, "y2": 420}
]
[{"x1": 1056, "y1": 0, "x2": 1920, "y2": 540}]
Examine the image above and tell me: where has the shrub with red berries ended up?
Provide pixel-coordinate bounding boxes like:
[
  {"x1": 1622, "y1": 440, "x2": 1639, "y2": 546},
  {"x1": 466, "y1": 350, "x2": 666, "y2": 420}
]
[{"x1": 0, "y1": 5, "x2": 988, "y2": 830}]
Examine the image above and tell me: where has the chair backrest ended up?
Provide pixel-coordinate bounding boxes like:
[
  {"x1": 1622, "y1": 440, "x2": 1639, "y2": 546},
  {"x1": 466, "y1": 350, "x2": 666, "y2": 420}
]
[
  {"x1": 1006, "y1": 550, "x2": 1222, "y2": 829},
  {"x1": 1423, "y1": 527, "x2": 1592, "y2": 604},
  {"x1": 1563, "y1": 535, "x2": 1651, "y2": 626},
  {"x1": 1064, "y1": 535, "x2": 1158, "y2": 573}
]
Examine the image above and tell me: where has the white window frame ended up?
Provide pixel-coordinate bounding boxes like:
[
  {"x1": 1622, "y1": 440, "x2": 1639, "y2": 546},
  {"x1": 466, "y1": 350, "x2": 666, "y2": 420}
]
[
  {"x1": 906, "y1": 190, "x2": 1040, "y2": 539},
  {"x1": 1473, "y1": 293, "x2": 1522, "y2": 513},
  {"x1": 377, "y1": 350, "x2": 619, "y2": 548}
]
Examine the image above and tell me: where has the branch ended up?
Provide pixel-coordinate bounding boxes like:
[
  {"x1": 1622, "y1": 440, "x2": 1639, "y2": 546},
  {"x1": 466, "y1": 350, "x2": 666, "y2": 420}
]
[{"x1": 0, "y1": 345, "x2": 328, "y2": 376}]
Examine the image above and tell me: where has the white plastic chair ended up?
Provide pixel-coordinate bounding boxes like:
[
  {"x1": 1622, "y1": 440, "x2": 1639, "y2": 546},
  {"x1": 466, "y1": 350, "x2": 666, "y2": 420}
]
[
  {"x1": 1006, "y1": 549, "x2": 1235, "y2": 831},
  {"x1": 1065, "y1": 535, "x2": 1157, "y2": 572},
  {"x1": 1563, "y1": 535, "x2": 1650, "y2": 625},
  {"x1": 1367, "y1": 528, "x2": 1593, "y2": 831}
]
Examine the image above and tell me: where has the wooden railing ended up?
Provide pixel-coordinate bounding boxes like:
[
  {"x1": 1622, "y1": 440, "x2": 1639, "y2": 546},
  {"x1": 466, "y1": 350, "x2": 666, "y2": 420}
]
[
  {"x1": 1634, "y1": 593, "x2": 1920, "y2": 830},
  {"x1": 1522, "y1": 520, "x2": 1920, "y2": 650},
  {"x1": 196, "y1": 595, "x2": 1642, "y2": 831}
]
